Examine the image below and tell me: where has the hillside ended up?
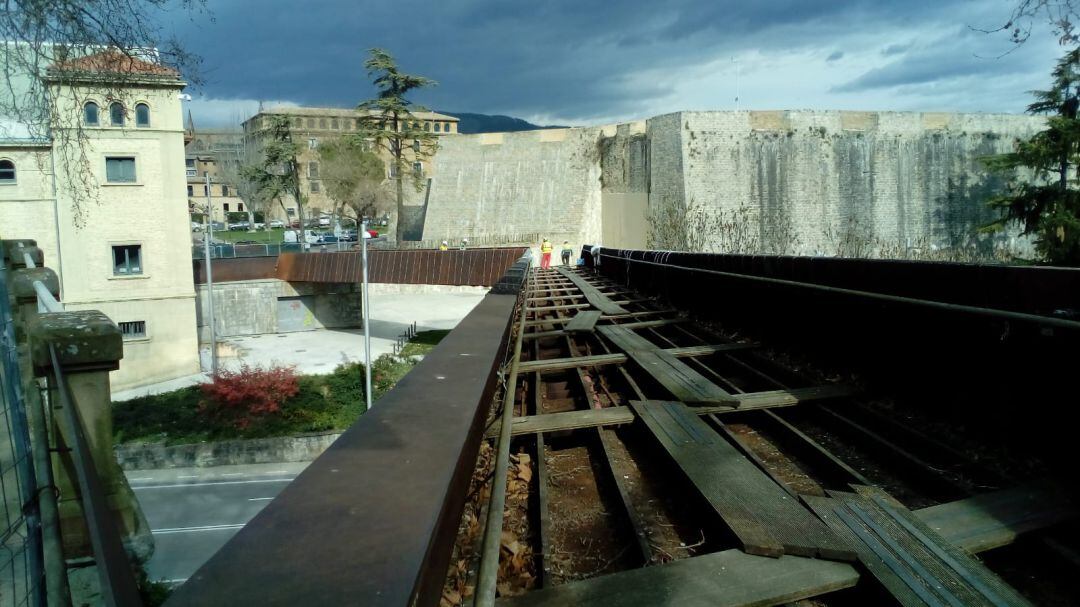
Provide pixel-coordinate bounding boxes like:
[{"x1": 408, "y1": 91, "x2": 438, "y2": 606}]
[{"x1": 439, "y1": 112, "x2": 566, "y2": 134}]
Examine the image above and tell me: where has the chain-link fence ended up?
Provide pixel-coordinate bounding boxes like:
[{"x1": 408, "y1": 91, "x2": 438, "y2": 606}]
[{"x1": 0, "y1": 262, "x2": 44, "y2": 607}]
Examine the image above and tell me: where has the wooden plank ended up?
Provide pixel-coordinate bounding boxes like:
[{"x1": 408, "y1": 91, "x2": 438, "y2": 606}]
[
  {"x1": 806, "y1": 489, "x2": 1032, "y2": 607},
  {"x1": 631, "y1": 401, "x2": 854, "y2": 560},
  {"x1": 496, "y1": 548, "x2": 859, "y2": 607},
  {"x1": 516, "y1": 343, "x2": 759, "y2": 373},
  {"x1": 599, "y1": 325, "x2": 737, "y2": 405},
  {"x1": 489, "y1": 387, "x2": 854, "y2": 438},
  {"x1": 525, "y1": 309, "x2": 678, "y2": 327},
  {"x1": 563, "y1": 310, "x2": 602, "y2": 333},
  {"x1": 914, "y1": 481, "x2": 1076, "y2": 554},
  {"x1": 524, "y1": 317, "x2": 686, "y2": 340},
  {"x1": 556, "y1": 266, "x2": 628, "y2": 315}
]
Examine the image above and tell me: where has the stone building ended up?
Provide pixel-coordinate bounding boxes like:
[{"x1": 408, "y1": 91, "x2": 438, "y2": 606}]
[
  {"x1": 0, "y1": 48, "x2": 200, "y2": 391},
  {"x1": 241, "y1": 106, "x2": 460, "y2": 228}
]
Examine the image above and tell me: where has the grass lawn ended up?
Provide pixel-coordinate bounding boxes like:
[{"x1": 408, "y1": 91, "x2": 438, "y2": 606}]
[
  {"x1": 114, "y1": 330, "x2": 451, "y2": 445},
  {"x1": 216, "y1": 227, "x2": 286, "y2": 244},
  {"x1": 399, "y1": 329, "x2": 451, "y2": 357}
]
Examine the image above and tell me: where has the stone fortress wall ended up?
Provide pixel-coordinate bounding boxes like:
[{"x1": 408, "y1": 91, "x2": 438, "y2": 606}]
[{"x1": 421, "y1": 110, "x2": 1046, "y2": 259}]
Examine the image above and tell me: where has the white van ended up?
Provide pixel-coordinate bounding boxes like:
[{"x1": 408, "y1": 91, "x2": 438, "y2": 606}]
[{"x1": 283, "y1": 229, "x2": 320, "y2": 244}]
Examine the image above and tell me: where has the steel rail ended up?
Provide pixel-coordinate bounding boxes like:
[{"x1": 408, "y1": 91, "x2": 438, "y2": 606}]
[
  {"x1": 475, "y1": 269, "x2": 531, "y2": 607},
  {"x1": 48, "y1": 345, "x2": 142, "y2": 607},
  {"x1": 602, "y1": 254, "x2": 1080, "y2": 332}
]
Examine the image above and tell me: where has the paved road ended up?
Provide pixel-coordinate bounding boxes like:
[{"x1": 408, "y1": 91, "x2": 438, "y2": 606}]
[{"x1": 128, "y1": 462, "x2": 311, "y2": 584}]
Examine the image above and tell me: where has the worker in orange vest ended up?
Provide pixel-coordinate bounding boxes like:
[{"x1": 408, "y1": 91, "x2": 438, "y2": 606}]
[{"x1": 540, "y1": 238, "x2": 553, "y2": 269}]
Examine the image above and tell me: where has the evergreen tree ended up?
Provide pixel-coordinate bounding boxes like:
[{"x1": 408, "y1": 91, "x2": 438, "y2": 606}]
[
  {"x1": 356, "y1": 48, "x2": 439, "y2": 242},
  {"x1": 984, "y1": 48, "x2": 1080, "y2": 265}
]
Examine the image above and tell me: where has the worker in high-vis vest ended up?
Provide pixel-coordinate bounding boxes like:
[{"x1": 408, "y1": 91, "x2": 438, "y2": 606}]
[{"x1": 540, "y1": 238, "x2": 553, "y2": 269}]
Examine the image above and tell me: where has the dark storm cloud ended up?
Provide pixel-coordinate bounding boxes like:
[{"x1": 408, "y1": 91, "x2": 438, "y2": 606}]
[
  {"x1": 827, "y1": 51, "x2": 844, "y2": 62},
  {"x1": 161, "y1": 0, "x2": 1034, "y2": 123}
]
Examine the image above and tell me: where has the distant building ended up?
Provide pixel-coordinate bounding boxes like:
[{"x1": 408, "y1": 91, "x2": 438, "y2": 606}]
[
  {"x1": 241, "y1": 106, "x2": 460, "y2": 221},
  {"x1": 0, "y1": 47, "x2": 200, "y2": 391},
  {"x1": 183, "y1": 127, "x2": 257, "y2": 224}
]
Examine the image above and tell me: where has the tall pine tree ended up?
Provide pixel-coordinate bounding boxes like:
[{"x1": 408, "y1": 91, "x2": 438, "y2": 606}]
[
  {"x1": 356, "y1": 49, "x2": 438, "y2": 243},
  {"x1": 984, "y1": 48, "x2": 1080, "y2": 265}
]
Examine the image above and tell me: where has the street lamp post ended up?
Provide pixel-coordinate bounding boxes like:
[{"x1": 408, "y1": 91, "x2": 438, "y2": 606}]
[
  {"x1": 361, "y1": 220, "x2": 372, "y2": 410},
  {"x1": 203, "y1": 173, "x2": 219, "y2": 376}
]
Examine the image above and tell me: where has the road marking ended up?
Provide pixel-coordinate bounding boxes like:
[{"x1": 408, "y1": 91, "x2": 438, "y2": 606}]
[
  {"x1": 221, "y1": 473, "x2": 245, "y2": 477},
  {"x1": 178, "y1": 475, "x2": 199, "y2": 479},
  {"x1": 248, "y1": 497, "x2": 274, "y2": 501},
  {"x1": 131, "y1": 478, "x2": 295, "y2": 490},
  {"x1": 265, "y1": 470, "x2": 287, "y2": 474},
  {"x1": 128, "y1": 477, "x2": 154, "y2": 482},
  {"x1": 152, "y1": 523, "x2": 245, "y2": 535}
]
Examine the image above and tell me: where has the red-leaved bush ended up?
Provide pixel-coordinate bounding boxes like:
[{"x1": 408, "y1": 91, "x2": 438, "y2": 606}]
[{"x1": 199, "y1": 364, "x2": 300, "y2": 428}]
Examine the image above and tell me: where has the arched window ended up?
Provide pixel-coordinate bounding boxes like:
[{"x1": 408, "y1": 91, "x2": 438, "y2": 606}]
[
  {"x1": 319, "y1": 118, "x2": 327, "y2": 129},
  {"x1": 110, "y1": 102, "x2": 125, "y2": 126},
  {"x1": 84, "y1": 102, "x2": 99, "y2": 125},
  {"x1": 0, "y1": 159, "x2": 14, "y2": 183},
  {"x1": 135, "y1": 103, "x2": 150, "y2": 127}
]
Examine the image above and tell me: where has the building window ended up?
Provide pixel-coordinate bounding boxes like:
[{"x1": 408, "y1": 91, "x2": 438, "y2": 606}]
[
  {"x1": 84, "y1": 102, "x2": 100, "y2": 125},
  {"x1": 112, "y1": 244, "x2": 142, "y2": 275},
  {"x1": 319, "y1": 118, "x2": 327, "y2": 129},
  {"x1": 413, "y1": 161, "x2": 424, "y2": 176},
  {"x1": 222, "y1": 185, "x2": 229, "y2": 196},
  {"x1": 412, "y1": 139, "x2": 421, "y2": 152},
  {"x1": 388, "y1": 163, "x2": 398, "y2": 178},
  {"x1": 238, "y1": 202, "x2": 243, "y2": 212},
  {"x1": 286, "y1": 207, "x2": 296, "y2": 216},
  {"x1": 433, "y1": 122, "x2": 441, "y2": 133},
  {"x1": 223, "y1": 202, "x2": 229, "y2": 212},
  {"x1": 331, "y1": 118, "x2": 339, "y2": 129},
  {"x1": 310, "y1": 181, "x2": 320, "y2": 193},
  {"x1": 203, "y1": 185, "x2": 209, "y2": 196},
  {"x1": 185, "y1": 158, "x2": 196, "y2": 177},
  {"x1": 424, "y1": 121, "x2": 431, "y2": 132},
  {"x1": 105, "y1": 157, "x2": 136, "y2": 183},
  {"x1": 109, "y1": 102, "x2": 124, "y2": 126},
  {"x1": 308, "y1": 162, "x2": 319, "y2": 178},
  {"x1": 0, "y1": 159, "x2": 14, "y2": 183},
  {"x1": 307, "y1": 118, "x2": 315, "y2": 128},
  {"x1": 135, "y1": 103, "x2": 150, "y2": 127},
  {"x1": 308, "y1": 138, "x2": 318, "y2": 149},
  {"x1": 119, "y1": 321, "x2": 146, "y2": 340},
  {"x1": 187, "y1": 185, "x2": 193, "y2": 196}
]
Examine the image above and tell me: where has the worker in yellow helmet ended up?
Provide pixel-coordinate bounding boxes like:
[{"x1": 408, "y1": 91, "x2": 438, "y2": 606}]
[
  {"x1": 439, "y1": 240, "x2": 448, "y2": 251},
  {"x1": 540, "y1": 238, "x2": 553, "y2": 269}
]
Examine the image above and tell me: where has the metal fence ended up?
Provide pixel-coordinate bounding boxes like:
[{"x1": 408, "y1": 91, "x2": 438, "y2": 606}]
[
  {"x1": 191, "y1": 242, "x2": 360, "y2": 259},
  {"x1": 0, "y1": 260, "x2": 44, "y2": 607}
]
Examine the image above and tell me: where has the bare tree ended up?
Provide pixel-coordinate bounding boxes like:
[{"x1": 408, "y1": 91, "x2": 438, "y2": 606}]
[
  {"x1": 1, "y1": 2, "x2": 204, "y2": 224},
  {"x1": 975, "y1": 1, "x2": 1080, "y2": 46}
]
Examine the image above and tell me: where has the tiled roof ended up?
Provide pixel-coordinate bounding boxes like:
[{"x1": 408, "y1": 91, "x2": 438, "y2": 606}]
[{"x1": 51, "y1": 49, "x2": 179, "y2": 77}]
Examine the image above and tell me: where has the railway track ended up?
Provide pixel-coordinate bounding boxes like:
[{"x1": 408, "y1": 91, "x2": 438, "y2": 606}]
[{"x1": 447, "y1": 266, "x2": 1079, "y2": 607}]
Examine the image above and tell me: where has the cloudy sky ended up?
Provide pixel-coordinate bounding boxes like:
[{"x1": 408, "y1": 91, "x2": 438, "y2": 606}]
[{"x1": 163, "y1": 0, "x2": 1066, "y2": 128}]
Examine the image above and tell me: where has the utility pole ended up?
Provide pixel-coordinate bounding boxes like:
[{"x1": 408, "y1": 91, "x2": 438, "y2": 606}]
[
  {"x1": 203, "y1": 172, "x2": 219, "y2": 376},
  {"x1": 361, "y1": 219, "x2": 372, "y2": 410},
  {"x1": 733, "y1": 56, "x2": 740, "y2": 111}
]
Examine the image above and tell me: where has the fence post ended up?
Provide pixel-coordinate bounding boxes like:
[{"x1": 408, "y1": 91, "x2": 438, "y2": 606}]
[{"x1": 27, "y1": 311, "x2": 154, "y2": 566}]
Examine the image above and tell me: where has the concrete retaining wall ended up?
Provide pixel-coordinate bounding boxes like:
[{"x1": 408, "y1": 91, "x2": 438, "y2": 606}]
[
  {"x1": 195, "y1": 278, "x2": 361, "y2": 339},
  {"x1": 115, "y1": 431, "x2": 342, "y2": 470}
]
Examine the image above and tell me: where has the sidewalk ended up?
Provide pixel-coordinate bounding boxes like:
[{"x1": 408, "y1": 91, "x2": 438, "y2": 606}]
[{"x1": 113, "y1": 288, "x2": 488, "y2": 401}]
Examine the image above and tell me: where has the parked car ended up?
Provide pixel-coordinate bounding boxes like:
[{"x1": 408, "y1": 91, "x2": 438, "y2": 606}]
[
  {"x1": 191, "y1": 221, "x2": 203, "y2": 232},
  {"x1": 365, "y1": 228, "x2": 379, "y2": 238},
  {"x1": 340, "y1": 230, "x2": 358, "y2": 242},
  {"x1": 234, "y1": 240, "x2": 258, "y2": 245},
  {"x1": 228, "y1": 221, "x2": 249, "y2": 231},
  {"x1": 318, "y1": 216, "x2": 331, "y2": 227},
  {"x1": 316, "y1": 234, "x2": 339, "y2": 244},
  {"x1": 253, "y1": 222, "x2": 266, "y2": 230},
  {"x1": 270, "y1": 219, "x2": 285, "y2": 228},
  {"x1": 210, "y1": 221, "x2": 226, "y2": 232},
  {"x1": 283, "y1": 229, "x2": 320, "y2": 244}
]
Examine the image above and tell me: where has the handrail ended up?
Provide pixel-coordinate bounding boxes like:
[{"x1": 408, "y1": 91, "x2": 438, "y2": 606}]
[
  {"x1": 34, "y1": 282, "x2": 63, "y2": 313},
  {"x1": 47, "y1": 344, "x2": 142, "y2": 607},
  {"x1": 601, "y1": 252, "x2": 1080, "y2": 333}
]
